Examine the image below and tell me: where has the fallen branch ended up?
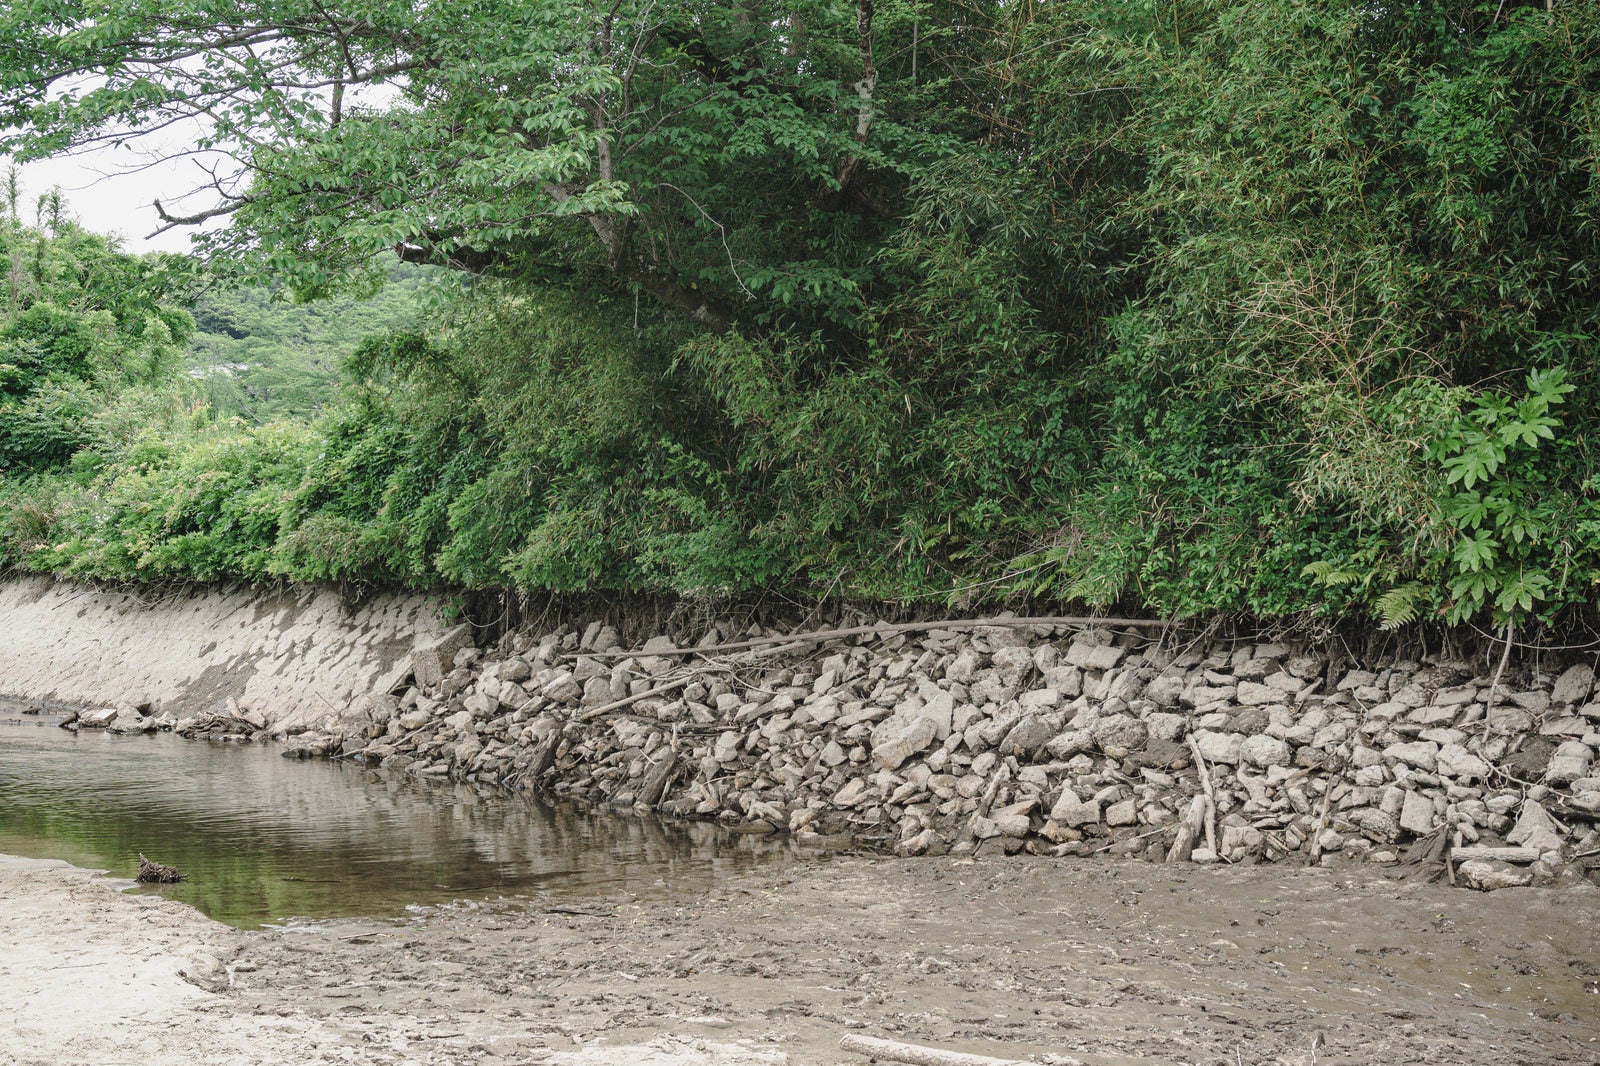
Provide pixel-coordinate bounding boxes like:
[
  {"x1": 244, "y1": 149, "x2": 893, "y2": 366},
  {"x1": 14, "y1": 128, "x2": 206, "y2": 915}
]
[
  {"x1": 579, "y1": 677, "x2": 694, "y2": 721},
  {"x1": 578, "y1": 614, "x2": 1177, "y2": 661},
  {"x1": 1186, "y1": 733, "x2": 1219, "y2": 855},
  {"x1": 838, "y1": 1034, "x2": 1058, "y2": 1066}
]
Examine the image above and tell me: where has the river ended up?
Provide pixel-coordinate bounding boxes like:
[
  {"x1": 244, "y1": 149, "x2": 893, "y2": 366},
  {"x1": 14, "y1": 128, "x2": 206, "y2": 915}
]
[{"x1": 0, "y1": 708, "x2": 791, "y2": 928}]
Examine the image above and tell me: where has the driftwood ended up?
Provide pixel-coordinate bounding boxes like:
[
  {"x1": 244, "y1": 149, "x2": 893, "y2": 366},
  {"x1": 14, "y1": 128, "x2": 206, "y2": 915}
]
[
  {"x1": 136, "y1": 854, "x2": 183, "y2": 883},
  {"x1": 635, "y1": 750, "x2": 679, "y2": 807},
  {"x1": 1451, "y1": 845, "x2": 1541, "y2": 865},
  {"x1": 1185, "y1": 733, "x2": 1219, "y2": 855},
  {"x1": 1166, "y1": 794, "x2": 1209, "y2": 864},
  {"x1": 838, "y1": 1034, "x2": 1054, "y2": 1066},
  {"x1": 1389, "y1": 826, "x2": 1451, "y2": 883},
  {"x1": 580, "y1": 614, "x2": 1177, "y2": 661}
]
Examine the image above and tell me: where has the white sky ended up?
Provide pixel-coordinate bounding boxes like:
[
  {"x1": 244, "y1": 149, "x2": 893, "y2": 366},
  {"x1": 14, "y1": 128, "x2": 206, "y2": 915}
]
[{"x1": 14, "y1": 147, "x2": 225, "y2": 254}]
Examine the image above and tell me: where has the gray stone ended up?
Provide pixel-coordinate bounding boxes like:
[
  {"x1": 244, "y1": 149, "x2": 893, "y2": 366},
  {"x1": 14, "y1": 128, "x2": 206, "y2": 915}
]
[
  {"x1": 945, "y1": 650, "x2": 982, "y2": 684},
  {"x1": 1145, "y1": 712, "x2": 1187, "y2": 742},
  {"x1": 1432, "y1": 685, "x2": 1478, "y2": 707},
  {"x1": 1544, "y1": 741, "x2": 1594, "y2": 787},
  {"x1": 1221, "y1": 824, "x2": 1263, "y2": 860},
  {"x1": 992, "y1": 811, "x2": 1033, "y2": 838},
  {"x1": 1486, "y1": 705, "x2": 1533, "y2": 733},
  {"x1": 1458, "y1": 859, "x2": 1533, "y2": 891},
  {"x1": 1235, "y1": 681, "x2": 1280, "y2": 706},
  {"x1": 1145, "y1": 674, "x2": 1185, "y2": 708},
  {"x1": 1399, "y1": 790, "x2": 1436, "y2": 835},
  {"x1": 1384, "y1": 740, "x2": 1439, "y2": 772},
  {"x1": 1065, "y1": 641, "x2": 1125, "y2": 671},
  {"x1": 834, "y1": 778, "x2": 873, "y2": 807},
  {"x1": 1435, "y1": 743, "x2": 1490, "y2": 782},
  {"x1": 1548, "y1": 665, "x2": 1600, "y2": 704},
  {"x1": 412, "y1": 624, "x2": 473, "y2": 689},
  {"x1": 78, "y1": 706, "x2": 119, "y2": 729},
  {"x1": 1050, "y1": 787, "x2": 1100, "y2": 827},
  {"x1": 397, "y1": 708, "x2": 431, "y2": 730},
  {"x1": 1192, "y1": 730, "x2": 1244, "y2": 766},
  {"x1": 1105, "y1": 799, "x2": 1138, "y2": 827},
  {"x1": 1507, "y1": 800, "x2": 1564, "y2": 854},
  {"x1": 998, "y1": 715, "x2": 1055, "y2": 758},
  {"x1": 1018, "y1": 687, "x2": 1061, "y2": 711},
  {"x1": 871, "y1": 715, "x2": 937, "y2": 770},
  {"x1": 1184, "y1": 685, "x2": 1237, "y2": 708},
  {"x1": 1239, "y1": 734, "x2": 1292, "y2": 769},
  {"x1": 991, "y1": 646, "x2": 1037, "y2": 686},
  {"x1": 1044, "y1": 728, "x2": 1096, "y2": 759},
  {"x1": 1090, "y1": 714, "x2": 1149, "y2": 752},
  {"x1": 1353, "y1": 808, "x2": 1400, "y2": 843}
]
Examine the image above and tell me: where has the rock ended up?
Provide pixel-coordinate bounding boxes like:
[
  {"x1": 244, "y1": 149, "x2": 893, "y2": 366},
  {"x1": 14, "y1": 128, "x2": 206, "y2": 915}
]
[
  {"x1": 998, "y1": 715, "x2": 1055, "y2": 758},
  {"x1": 1432, "y1": 685, "x2": 1477, "y2": 707},
  {"x1": 1191, "y1": 730, "x2": 1244, "y2": 766},
  {"x1": 991, "y1": 646, "x2": 1037, "y2": 686},
  {"x1": 1458, "y1": 859, "x2": 1534, "y2": 891},
  {"x1": 1544, "y1": 741, "x2": 1594, "y2": 787},
  {"x1": 1221, "y1": 824, "x2": 1263, "y2": 861},
  {"x1": 1353, "y1": 808, "x2": 1400, "y2": 844},
  {"x1": 834, "y1": 778, "x2": 873, "y2": 807},
  {"x1": 78, "y1": 706, "x2": 119, "y2": 729},
  {"x1": 871, "y1": 715, "x2": 937, "y2": 770},
  {"x1": 1569, "y1": 790, "x2": 1600, "y2": 813},
  {"x1": 1507, "y1": 800, "x2": 1565, "y2": 855},
  {"x1": 1090, "y1": 714, "x2": 1148, "y2": 752},
  {"x1": 412, "y1": 623, "x2": 473, "y2": 689},
  {"x1": 1145, "y1": 674, "x2": 1185, "y2": 708},
  {"x1": 1105, "y1": 798, "x2": 1138, "y2": 827},
  {"x1": 1065, "y1": 641, "x2": 1125, "y2": 671},
  {"x1": 1235, "y1": 681, "x2": 1279, "y2": 707},
  {"x1": 1399, "y1": 790, "x2": 1436, "y2": 835},
  {"x1": 1384, "y1": 740, "x2": 1439, "y2": 773},
  {"x1": 1239, "y1": 735, "x2": 1291, "y2": 769},
  {"x1": 1045, "y1": 729, "x2": 1096, "y2": 759},
  {"x1": 1435, "y1": 743, "x2": 1490, "y2": 782},
  {"x1": 1552, "y1": 664, "x2": 1596, "y2": 706},
  {"x1": 1018, "y1": 688, "x2": 1061, "y2": 711},
  {"x1": 397, "y1": 708, "x2": 431, "y2": 731},
  {"x1": 1050, "y1": 787, "x2": 1100, "y2": 827}
]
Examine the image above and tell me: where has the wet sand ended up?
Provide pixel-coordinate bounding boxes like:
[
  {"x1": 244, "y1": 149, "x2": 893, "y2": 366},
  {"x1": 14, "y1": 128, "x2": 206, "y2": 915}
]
[{"x1": 3, "y1": 852, "x2": 1596, "y2": 1065}]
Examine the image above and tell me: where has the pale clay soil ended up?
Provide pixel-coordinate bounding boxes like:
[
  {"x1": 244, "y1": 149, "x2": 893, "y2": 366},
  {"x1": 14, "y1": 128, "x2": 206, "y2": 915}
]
[{"x1": 2, "y1": 852, "x2": 1597, "y2": 1066}]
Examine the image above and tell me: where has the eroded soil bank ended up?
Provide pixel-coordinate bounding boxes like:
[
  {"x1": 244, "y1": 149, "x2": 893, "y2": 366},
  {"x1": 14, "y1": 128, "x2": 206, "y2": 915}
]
[{"x1": 4, "y1": 851, "x2": 1597, "y2": 1066}]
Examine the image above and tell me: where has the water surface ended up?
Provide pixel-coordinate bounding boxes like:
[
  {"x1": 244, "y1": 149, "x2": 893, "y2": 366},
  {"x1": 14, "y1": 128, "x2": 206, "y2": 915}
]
[{"x1": 0, "y1": 709, "x2": 791, "y2": 928}]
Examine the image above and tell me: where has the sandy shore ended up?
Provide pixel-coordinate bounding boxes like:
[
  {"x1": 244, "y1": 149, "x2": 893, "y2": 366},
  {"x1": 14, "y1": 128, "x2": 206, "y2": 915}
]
[{"x1": 3, "y1": 852, "x2": 1597, "y2": 1065}]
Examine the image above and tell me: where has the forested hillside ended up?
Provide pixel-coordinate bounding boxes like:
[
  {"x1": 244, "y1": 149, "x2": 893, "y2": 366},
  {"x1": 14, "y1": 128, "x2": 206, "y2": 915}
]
[
  {"x1": 188, "y1": 258, "x2": 440, "y2": 422},
  {"x1": 1, "y1": 0, "x2": 1597, "y2": 629}
]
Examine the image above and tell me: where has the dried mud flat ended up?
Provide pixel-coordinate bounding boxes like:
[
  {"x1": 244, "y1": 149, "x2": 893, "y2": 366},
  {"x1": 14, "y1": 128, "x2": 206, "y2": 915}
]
[{"x1": 4, "y1": 854, "x2": 1598, "y2": 1066}]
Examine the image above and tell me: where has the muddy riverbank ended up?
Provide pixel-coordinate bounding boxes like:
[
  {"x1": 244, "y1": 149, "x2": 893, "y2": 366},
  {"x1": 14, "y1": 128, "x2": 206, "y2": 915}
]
[{"x1": 5, "y1": 850, "x2": 1597, "y2": 1066}]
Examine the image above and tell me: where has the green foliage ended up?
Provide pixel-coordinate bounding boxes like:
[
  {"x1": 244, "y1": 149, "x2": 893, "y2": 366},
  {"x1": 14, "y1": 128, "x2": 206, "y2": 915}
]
[{"x1": 3, "y1": 2, "x2": 1600, "y2": 629}]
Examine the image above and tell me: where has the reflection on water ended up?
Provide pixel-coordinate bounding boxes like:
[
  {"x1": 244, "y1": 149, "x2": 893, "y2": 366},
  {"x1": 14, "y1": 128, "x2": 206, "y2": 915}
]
[{"x1": 0, "y1": 710, "x2": 794, "y2": 929}]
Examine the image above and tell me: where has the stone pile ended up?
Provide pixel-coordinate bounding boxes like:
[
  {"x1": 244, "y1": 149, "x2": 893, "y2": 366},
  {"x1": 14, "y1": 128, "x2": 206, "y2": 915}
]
[
  {"x1": 60, "y1": 700, "x2": 178, "y2": 735},
  {"x1": 280, "y1": 616, "x2": 1600, "y2": 889}
]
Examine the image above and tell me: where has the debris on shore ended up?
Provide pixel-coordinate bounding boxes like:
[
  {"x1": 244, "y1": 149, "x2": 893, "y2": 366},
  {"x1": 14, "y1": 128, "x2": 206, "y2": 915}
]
[{"x1": 137, "y1": 854, "x2": 184, "y2": 883}]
